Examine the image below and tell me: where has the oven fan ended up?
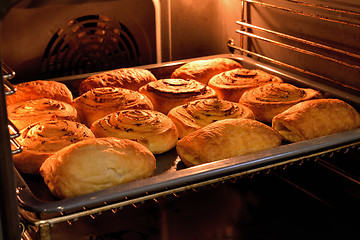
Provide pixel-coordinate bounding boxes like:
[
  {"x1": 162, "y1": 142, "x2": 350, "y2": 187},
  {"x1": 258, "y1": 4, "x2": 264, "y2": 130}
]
[{"x1": 42, "y1": 14, "x2": 140, "y2": 79}]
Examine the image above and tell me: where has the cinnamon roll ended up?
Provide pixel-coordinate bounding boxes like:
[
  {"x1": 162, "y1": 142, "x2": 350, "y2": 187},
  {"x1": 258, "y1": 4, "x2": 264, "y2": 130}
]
[
  {"x1": 208, "y1": 68, "x2": 283, "y2": 102},
  {"x1": 73, "y1": 87, "x2": 154, "y2": 127},
  {"x1": 13, "y1": 120, "x2": 94, "y2": 175},
  {"x1": 91, "y1": 109, "x2": 178, "y2": 154},
  {"x1": 40, "y1": 137, "x2": 156, "y2": 199},
  {"x1": 171, "y1": 58, "x2": 242, "y2": 85},
  {"x1": 7, "y1": 98, "x2": 78, "y2": 130},
  {"x1": 167, "y1": 98, "x2": 255, "y2": 138},
  {"x1": 272, "y1": 99, "x2": 360, "y2": 142},
  {"x1": 79, "y1": 68, "x2": 157, "y2": 95},
  {"x1": 239, "y1": 82, "x2": 322, "y2": 123},
  {"x1": 138, "y1": 79, "x2": 217, "y2": 114},
  {"x1": 176, "y1": 118, "x2": 282, "y2": 167}
]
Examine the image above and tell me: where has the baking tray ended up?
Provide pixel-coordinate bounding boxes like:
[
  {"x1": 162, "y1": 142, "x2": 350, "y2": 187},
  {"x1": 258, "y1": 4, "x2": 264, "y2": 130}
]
[{"x1": 15, "y1": 54, "x2": 360, "y2": 219}]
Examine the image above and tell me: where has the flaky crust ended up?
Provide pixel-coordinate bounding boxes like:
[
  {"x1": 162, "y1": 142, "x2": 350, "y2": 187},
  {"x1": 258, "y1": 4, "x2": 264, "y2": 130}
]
[
  {"x1": 138, "y1": 79, "x2": 217, "y2": 114},
  {"x1": 6, "y1": 80, "x2": 73, "y2": 104},
  {"x1": 73, "y1": 87, "x2": 153, "y2": 127},
  {"x1": 208, "y1": 68, "x2": 283, "y2": 102},
  {"x1": 91, "y1": 109, "x2": 178, "y2": 154},
  {"x1": 240, "y1": 83, "x2": 322, "y2": 123},
  {"x1": 171, "y1": 58, "x2": 242, "y2": 85},
  {"x1": 13, "y1": 120, "x2": 94, "y2": 174},
  {"x1": 7, "y1": 98, "x2": 78, "y2": 130},
  {"x1": 176, "y1": 118, "x2": 282, "y2": 167},
  {"x1": 272, "y1": 99, "x2": 360, "y2": 142},
  {"x1": 79, "y1": 68, "x2": 157, "y2": 95},
  {"x1": 168, "y1": 99, "x2": 255, "y2": 138},
  {"x1": 40, "y1": 137, "x2": 156, "y2": 199}
]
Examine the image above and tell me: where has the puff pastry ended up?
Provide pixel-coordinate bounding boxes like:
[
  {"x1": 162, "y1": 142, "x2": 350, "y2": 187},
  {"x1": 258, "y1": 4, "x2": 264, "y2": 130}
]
[
  {"x1": 139, "y1": 79, "x2": 217, "y2": 114},
  {"x1": 176, "y1": 118, "x2": 282, "y2": 167},
  {"x1": 91, "y1": 109, "x2": 179, "y2": 154},
  {"x1": 73, "y1": 87, "x2": 153, "y2": 127},
  {"x1": 40, "y1": 137, "x2": 156, "y2": 199},
  {"x1": 272, "y1": 99, "x2": 360, "y2": 142},
  {"x1": 240, "y1": 82, "x2": 322, "y2": 123},
  {"x1": 208, "y1": 68, "x2": 283, "y2": 102},
  {"x1": 171, "y1": 58, "x2": 242, "y2": 85},
  {"x1": 7, "y1": 98, "x2": 78, "y2": 130},
  {"x1": 13, "y1": 120, "x2": 94, "y2": 174},
  {"x1": 167, "y1": 98, "x2": 255, "y2": 138}
]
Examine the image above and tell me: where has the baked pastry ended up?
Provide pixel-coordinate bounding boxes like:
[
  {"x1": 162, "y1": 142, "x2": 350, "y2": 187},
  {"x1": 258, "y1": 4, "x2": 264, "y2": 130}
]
[
  {"x1": 171, "y1": 58, "x2": 242, "y2": 85},
  {"x1": 40, "y1": 137, "x2": 156, "y2": 199},
  {"x1": 176, "y1": 118, "x2": 282, "y2": 167},
  {"x1": 272, "y1": 98, "x2": 360, "y2": 142},
  {"x1": 79, "y1": 68, "x2": 157, "y2": 95},
  {"x1": 12, "y1": 120, "x2": 94, "y2": 175},
  {"x1": 167, "y1": 98, "x2": 255, "y2": 138},
  {"x1": 91, "y1": 109, "x2": 178, "y2": 154},
  {"x1": 138, "y1": 78, "x2": 217, "y2": 114},
  {"x1": 208, "y1": 68, "x2": 283, "y2": 102},
  {"x1": 239, "y1": 82, "x2": 322, "y2": 123},
  {"x1": 6, "y1": 80, "x2": 73, "y2": 104},
  {"x1": 72, "y1": 87, "x2": 154, "y2": 127},
  {"x1": 7, "y1": 98, "x2": 78, "y2": 130}
]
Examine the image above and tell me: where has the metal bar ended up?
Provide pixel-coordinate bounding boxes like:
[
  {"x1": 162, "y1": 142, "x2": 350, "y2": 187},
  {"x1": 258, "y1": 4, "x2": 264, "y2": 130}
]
[
  {"x1": 2, "y1": 62, "x2": 16, "y2": 80},
  {"x1": 3, "y1": 78, "x2": 16, "y2": 95}
]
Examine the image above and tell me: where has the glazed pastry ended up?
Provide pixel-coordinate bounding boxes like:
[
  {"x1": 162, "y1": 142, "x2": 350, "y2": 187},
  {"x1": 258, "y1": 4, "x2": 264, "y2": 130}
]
[
  {"x1": 167, "y1": 98, "x2": 255, "y2": 138},
  {"x1": 176, "y1": 118, "x2": 282, "y2": 167},
  {"x1": 171, "y1": 58, "x2": 242, "y2": 85},
  {"x1": 12, "y1": 120, "x2": 94, "y2": 175},
  {"x1": 272, "y1": 98, "x2": 360, "y2": 142},
  {"x1": 7, "y1": 98, "x2": 78, "y2": 130},
  {"x1": 208, "y1": 68, "x2": 283, "y2": 102},
  {"x1": 138, "y1": 78, "x2": 217, "y2": 114},
  {"x1": 73, "y1": 87, "x2": 153, "y2": 127},
  {"x1": 40, "y1": 137, "x2": 156, "y2": 199},
  {"x1": 91, "y1": 109, "x2": 179, "y2": 154},
  {"x1": 239, "y1": 82, "x2": 322, "y2": 123},
  {"x1": 6, "y1": 80, "x2": 73, "y2": 104},
  {"x1": 79, "y1": 68, "x2": 157, "y2": 95}
]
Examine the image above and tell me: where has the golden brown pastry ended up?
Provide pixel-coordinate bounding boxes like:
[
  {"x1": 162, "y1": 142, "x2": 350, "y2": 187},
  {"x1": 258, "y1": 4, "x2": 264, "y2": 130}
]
[
  {"x1": 138, "y1": 79, "x2": 217, "y2": 114},
  {"x1": 272, "y1": 98, "x2": 360, "y2": 142},
  {"x1": 208, "y1": 68, "x2": 283, "y2": 102},
  {"x1": 91, "y1": 109, "x2": 178, "y2": 154},
  {"x1": 72, "y1": 87, "x2": 154, "y2": 127},
  {"x1": 78, "y1": 68, "x2": 157, "y2": 95},
  {"x1": 12, "y1": 120, "x2": 94, "y2": 175},
  {"x1": 6, "y1": 80, "x2": 73, "y2": 104},
  {"x1": 167, "y1": 98, "x2": 255, "y2": 138},
  {"x1": 176, "y1": 118, "x2": 282, "y2": 167},
  {"x1": 40, "y1": 137, "x2": 156, "y2": 199},
  {"x1": 7, "y1": 98, "x2": 78, "y2": 130},
  {"x1": 239, "y1": 82, "x2": 322, "y2": 123},
  {"x1": 171, "y1": 58, "x2": 242, "y2": 85}
]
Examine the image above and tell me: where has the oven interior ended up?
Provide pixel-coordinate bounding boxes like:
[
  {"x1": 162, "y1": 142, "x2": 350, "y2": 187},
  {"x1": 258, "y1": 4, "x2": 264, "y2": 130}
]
[{"x1": 1, "y1": 0, "x2": 360, "y2": 239}]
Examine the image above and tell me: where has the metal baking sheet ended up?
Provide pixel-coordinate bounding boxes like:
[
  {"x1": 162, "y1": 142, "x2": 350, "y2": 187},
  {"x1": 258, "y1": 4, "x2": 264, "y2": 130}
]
[{"x1": 15, "y1": 54, "x2": 360, "y2": 216}]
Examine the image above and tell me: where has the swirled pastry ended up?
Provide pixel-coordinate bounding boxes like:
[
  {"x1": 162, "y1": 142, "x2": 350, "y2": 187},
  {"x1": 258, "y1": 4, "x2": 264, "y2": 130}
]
[
  {"x1": 138, "y1": 79, "x2": 217, "y2": 114},
  {"x1": 208, "y1": 68, "x2": 283, "y2": 102},
  {"x1": 6, "y1": 80, "x2": 73, "y2": 104},
  {"x1": 13, "y1": 120, "x2": 94, "y2": 175},
  {"x1": 239, "y1": 82, "x2": 322, "y2": 123},
  {"x1": 171, "y1": 58, "x2": 242, "y2": 84},
  {"x1": 79, "y1": 68, "x2": 157, "y2": 95},
  {"x1": 167, "y1": 98, "x2": 255, "y2": 138},
  {"x1": 7, "y1": 98, "x2": 78, "y2": 130},
  {"x1": 91, "y1": 109, "x2": 178, "y2": 154},
  {"x1": 40, "y1": 137, "x2": 156, "y2": 199},
  {"x1": 176, "y1": 118, "x2": 282, "y2": 167},
  {"x1": 272, "y1": 99, "x2": 360, "y2": 142},
  {"x1": 73, "y1": 87, "x2": 153, "y2": 127}
]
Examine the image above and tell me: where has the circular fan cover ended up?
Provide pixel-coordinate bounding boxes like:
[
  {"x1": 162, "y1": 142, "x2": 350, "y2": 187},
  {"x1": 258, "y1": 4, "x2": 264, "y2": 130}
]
[{"x1": 42, "y1": 14, "x2": 141, "y2": 78}]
